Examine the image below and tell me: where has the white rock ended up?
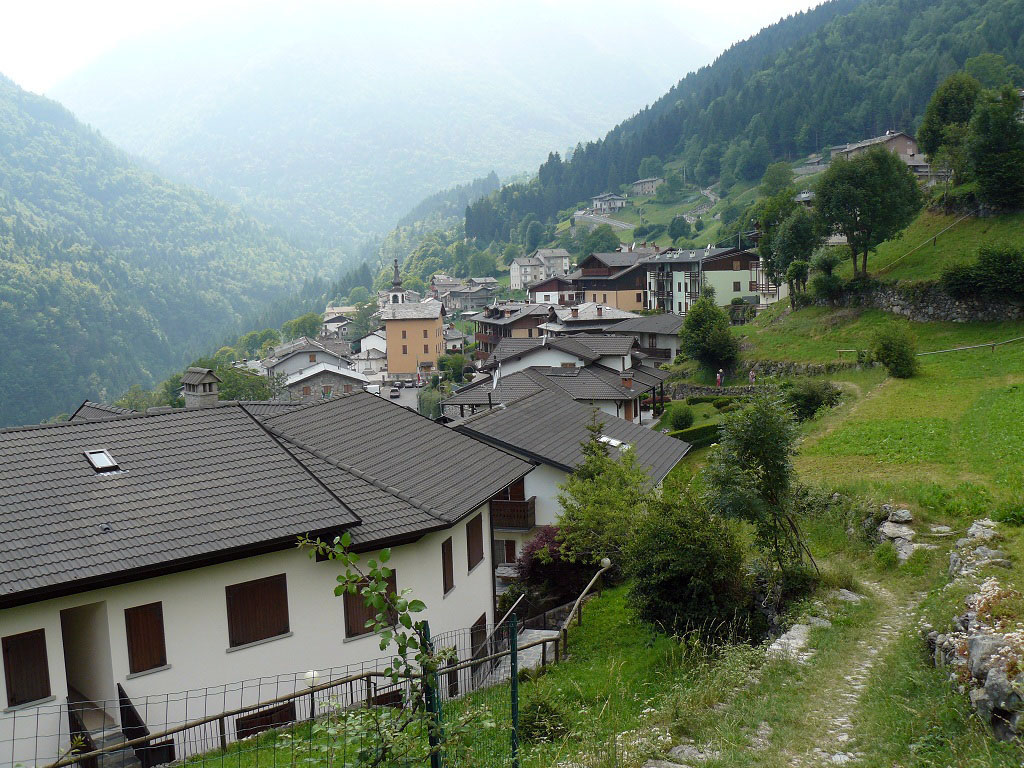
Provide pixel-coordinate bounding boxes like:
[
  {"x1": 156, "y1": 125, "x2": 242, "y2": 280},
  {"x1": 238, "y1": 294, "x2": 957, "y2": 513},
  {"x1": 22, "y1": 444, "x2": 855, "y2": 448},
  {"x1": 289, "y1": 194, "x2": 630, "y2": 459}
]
[
  {"x1": 878, "y1": 521, "x2": 915, "y2": 540},
  {"x1": 968, "y1": 521, "x2": 998, "y2": 541},
  {"x1": 767, "y1": 624, "x2": 811, "y2": 660},
  {"x1": 833, "y1": 589, "x2": 865, "y2": 603}
]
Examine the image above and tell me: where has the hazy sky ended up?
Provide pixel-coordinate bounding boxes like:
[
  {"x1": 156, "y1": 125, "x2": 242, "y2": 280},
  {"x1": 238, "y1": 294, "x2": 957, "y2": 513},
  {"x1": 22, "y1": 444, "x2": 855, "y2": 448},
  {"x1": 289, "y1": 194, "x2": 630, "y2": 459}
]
[{"x1": 1, "y1": 0, "x2": 822, "y2": 95}]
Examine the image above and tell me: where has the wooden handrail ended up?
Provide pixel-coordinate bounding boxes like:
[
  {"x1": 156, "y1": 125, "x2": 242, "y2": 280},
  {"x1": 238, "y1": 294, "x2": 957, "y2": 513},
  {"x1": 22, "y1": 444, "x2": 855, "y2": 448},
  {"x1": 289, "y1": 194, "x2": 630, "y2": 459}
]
[{"x1": 561, "y1": 561, "x2": 612, "y2": 632}]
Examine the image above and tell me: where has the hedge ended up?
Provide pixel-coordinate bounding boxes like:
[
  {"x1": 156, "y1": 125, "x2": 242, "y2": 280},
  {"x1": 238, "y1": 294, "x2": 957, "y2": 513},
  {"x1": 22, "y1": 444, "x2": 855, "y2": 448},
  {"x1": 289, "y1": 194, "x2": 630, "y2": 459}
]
[
  {"x1": 667, "y1": 422, "x2": 722, "y2": 448},
  {"x1": 686, "y1": 395, "x2": 741, "y2": 406}
]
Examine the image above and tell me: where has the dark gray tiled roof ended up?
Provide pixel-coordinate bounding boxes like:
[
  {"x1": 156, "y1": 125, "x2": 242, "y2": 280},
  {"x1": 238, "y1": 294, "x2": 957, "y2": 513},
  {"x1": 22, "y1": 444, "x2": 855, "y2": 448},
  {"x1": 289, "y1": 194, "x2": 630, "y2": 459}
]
[
  {"x1": 70, "y1": 401, "x2": 138, "y2": 421},
  {"x1": 626, "y1": 364, "x2": 673, "y2": 387},
  {"x1": 263, "y1": 392, "x2": 533, "y2": 522},
  {"x1": 452, "y1": 389, "x2": 689, "y2": 484},
  {"x1": 588, "y1": 252, "x2": 643, "y2": 268},
  {"x1": 606, "y1": 313, "x2": 685, "y2": 335},
  {"x1": 0, "y1": 406, "x2": 359, "y2": 607},
  {"x1": 488, "y1": 337, "x2": 598, "y2": 365},
  {"x1": 468, "y1": 304, "x2": 549, "y2": 327},
  {"x1": 277, "y1": 444, "x2": 445, "y2": 547},
  {"x1": 443, "y1": 364, "x2": 643, "y2": 409},
  {"x1": 564, "y1": 334, "x2": 637, "y2": 356}
]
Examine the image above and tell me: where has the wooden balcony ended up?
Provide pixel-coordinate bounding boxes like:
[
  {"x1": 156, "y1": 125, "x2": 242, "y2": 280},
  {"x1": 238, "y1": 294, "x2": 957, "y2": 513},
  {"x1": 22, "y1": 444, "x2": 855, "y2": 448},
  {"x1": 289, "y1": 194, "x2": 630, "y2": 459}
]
[
  {"x1": 491, "y1": 497, "x2": 537, "y2": 530},
  {"x1": 475, "y1": 332, "x2": 498, "y2": 345}
]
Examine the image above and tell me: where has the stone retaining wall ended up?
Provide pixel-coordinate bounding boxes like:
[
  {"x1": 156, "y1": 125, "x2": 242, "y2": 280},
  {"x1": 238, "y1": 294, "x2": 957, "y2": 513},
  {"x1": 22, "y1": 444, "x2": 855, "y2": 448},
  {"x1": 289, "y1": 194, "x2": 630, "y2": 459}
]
[{"x1": 818, "y1": 281, "x2": 1024, "y2": 324}]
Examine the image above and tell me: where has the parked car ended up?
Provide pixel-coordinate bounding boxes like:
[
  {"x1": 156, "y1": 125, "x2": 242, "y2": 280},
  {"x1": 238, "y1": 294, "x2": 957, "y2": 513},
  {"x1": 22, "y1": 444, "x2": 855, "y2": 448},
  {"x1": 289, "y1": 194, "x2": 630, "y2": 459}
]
[
  {"x1": 395, "y1": 380, "x2": 405, "y2": 389},
  {"x1": 389, "y1": 388, "x2": 401, "y2": 399}
]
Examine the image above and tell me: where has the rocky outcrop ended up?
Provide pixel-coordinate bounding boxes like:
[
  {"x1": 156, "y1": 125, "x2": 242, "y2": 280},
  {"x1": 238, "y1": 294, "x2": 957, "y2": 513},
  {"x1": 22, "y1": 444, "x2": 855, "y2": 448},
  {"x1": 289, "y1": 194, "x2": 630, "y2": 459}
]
[
  {"x1": 926, "y1": 519, "x2": 1024, "y2": 741},
  {"x1": 874, "y1": 504, "x2": 935, "y2": 562}
]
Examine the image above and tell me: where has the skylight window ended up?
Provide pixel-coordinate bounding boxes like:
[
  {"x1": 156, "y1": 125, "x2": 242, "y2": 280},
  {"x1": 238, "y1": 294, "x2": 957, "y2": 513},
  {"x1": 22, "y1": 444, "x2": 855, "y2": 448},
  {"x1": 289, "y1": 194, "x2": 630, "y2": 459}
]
[
  {"x1": 599, "y1": 435, "x2": 631, "y2": 452},
  {"x1": 84, "y1": 449, "x2": 120, "y2": 473}
]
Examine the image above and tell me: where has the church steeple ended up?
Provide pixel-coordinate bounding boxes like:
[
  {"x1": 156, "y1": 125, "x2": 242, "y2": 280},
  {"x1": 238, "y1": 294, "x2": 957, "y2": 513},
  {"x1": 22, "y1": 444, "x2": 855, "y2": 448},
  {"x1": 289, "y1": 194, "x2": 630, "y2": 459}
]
[{"x1": 389, "y1": 259, "x2": 405, "y2": 304}]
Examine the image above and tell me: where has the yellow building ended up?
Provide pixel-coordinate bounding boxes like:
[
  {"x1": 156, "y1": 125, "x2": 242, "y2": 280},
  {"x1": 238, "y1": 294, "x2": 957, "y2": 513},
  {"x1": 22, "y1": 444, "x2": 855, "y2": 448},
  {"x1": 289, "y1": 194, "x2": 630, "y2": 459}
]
[{"x1": 381, "y1": 260, "x2": 446, "y2": 378}]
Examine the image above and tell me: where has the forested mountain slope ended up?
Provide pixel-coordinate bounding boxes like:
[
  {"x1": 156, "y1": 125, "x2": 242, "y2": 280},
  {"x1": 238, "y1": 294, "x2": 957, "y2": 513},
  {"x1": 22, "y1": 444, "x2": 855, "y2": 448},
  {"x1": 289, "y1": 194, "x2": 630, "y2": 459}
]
[
  {"x1": 466, "y1": 0, "x2": 1024, "y2": 241},
  {"x1": 0, "y1": 74, "x2": 323, "y2": 427},
  {"x1": 48, "y1": 4, "x2": 710, "y2": 250}
]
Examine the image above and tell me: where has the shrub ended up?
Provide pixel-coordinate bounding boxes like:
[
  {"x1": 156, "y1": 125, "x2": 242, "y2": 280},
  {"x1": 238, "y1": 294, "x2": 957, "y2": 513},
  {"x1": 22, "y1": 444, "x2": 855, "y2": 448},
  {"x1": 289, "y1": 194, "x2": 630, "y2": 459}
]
[
  {"x1": 786, "y1": 379, "x2": 842, "y2": 421},
  {"x1": 670, "y1": 422, "x2": 721, "y2": 448},
  {"x1": 810, "y1": 273, "x2": 844, "y2": 302},
  {"x1": 718, "y1": 402, "x2": 741, "y2": 413},
  {"x1": 518, "y1": 692, "x2": 569, "y2": 742},
  {"x1": 870, "y1": 323, "x2": 918, "y2": 378},
  {"x1": 712, "y1": 396, "x2": 733, "y2": 409},
  {"x1": 940, "y1": 262, "x2": 977, "y2": 299},
  {"x1": 679, "y1": 295, "x2": 739, "y2": 368},
  {"x1": 517, "y1": 526, "x2": 591, "y2": 606},
  {"x1": 634, "y1": 223, "x2": 666, "y2": 239},
  {"x1": 625, "y1": 491, "x2": 751, "y2": 638},
  {"x1": 668, "y1": 404, "x2": 695, "y2": 431}
]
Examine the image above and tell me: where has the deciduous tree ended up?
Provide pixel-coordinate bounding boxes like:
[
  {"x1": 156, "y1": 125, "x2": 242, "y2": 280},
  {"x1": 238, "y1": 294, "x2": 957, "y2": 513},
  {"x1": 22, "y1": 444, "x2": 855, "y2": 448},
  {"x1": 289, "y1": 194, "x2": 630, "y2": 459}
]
[{"x1": 815, "y1": 147, "x2": 922, "y2": 277}]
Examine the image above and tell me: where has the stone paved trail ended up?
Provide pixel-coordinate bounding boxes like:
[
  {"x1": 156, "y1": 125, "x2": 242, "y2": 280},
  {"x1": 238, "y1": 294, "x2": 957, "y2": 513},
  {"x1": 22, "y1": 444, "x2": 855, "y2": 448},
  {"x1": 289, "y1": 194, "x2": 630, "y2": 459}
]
[
  {"x1": 643, "y1": 583, "x2": 924, "y2": 768},
  {"x1": 785, "y1": 584, "x2": 924, "y2": 766}
]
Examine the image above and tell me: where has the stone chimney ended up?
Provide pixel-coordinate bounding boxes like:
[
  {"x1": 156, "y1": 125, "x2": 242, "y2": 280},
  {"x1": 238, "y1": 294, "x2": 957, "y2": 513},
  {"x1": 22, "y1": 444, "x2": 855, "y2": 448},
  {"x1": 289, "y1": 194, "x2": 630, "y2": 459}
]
[
  {"x1": 597, "y1": 305, "x2": 603, "y2": 317},
  {"x1": 182, "y1": 367, "x2": 221, "y2": 409},
  {"x1": 621, "y1": 372, "x2": 633, "y2": 389},
  {"x1": 571, "y1": 307, "x2": 579, "y2": 318}
]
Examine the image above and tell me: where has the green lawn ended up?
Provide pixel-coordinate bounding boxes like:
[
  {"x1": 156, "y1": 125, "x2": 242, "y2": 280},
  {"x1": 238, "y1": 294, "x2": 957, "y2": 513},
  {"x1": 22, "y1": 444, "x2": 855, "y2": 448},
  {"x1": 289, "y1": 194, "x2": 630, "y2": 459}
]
[
  {"x1": 838, "y1": 210, "x2": 1024, "y2": 281},
  {"x1": 737, "y1": 302, "x2": 1024, "y2": 364}
]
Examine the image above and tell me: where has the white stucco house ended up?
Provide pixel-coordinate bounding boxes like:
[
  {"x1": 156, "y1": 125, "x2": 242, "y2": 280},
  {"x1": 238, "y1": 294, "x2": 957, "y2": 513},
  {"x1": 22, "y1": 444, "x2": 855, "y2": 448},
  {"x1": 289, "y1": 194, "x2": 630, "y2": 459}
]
[
  {"x1": 451, "y1": 388, "x2": 689, "y2": 564},
  {"x1": 0, "y1": 393, "x2": 532, "y2": 767}
]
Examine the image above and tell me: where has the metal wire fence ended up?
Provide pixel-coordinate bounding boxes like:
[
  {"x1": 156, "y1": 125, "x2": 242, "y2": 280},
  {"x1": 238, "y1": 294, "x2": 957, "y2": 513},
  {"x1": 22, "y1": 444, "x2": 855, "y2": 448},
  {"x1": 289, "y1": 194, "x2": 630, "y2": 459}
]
[{"x1": 2, "y1": 616, "x2": 568, "y2": 768}]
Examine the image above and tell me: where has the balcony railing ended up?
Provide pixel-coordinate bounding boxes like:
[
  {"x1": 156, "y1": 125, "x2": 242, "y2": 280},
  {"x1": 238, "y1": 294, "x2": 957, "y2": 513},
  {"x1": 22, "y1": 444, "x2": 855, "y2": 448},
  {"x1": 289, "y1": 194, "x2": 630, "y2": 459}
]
[
  {"x1": 491, "y1": 497, "x2": 537, "y2": 530},
  {"x1": 749, "y1": 281, "x2": 779, "y2": 294},
  {"x1": 475, "y1": 332, "x2": 498, "y2": 345},
  {"x1": 638, "y1": 346, "x2": 671, "y2": 360}
]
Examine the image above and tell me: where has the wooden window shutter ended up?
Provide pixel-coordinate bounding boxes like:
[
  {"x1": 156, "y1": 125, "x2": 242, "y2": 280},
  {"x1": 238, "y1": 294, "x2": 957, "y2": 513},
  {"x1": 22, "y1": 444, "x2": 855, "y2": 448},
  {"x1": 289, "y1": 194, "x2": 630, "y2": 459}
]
[
  {"x1": 124, "y1": 603, "x2": 167, "y2": 673},
  {"x1": 466, "y1": 514, "x2": 484, "y2": 570},
  {"x1": 224, "y1": 574, "x2": 290, "y2": 648},
  {"x1": 344, "y1": 572, "x2": 397, "y2": 639},
  {"x1": 505, "y1": 540, "x2": 517, "y2": 563},
  {"x1": 442, "y1": 538, "x2": 454, "y2": 594},
  {"x1": 2, "y1": 629, "x2": 50, "y2": 707}
]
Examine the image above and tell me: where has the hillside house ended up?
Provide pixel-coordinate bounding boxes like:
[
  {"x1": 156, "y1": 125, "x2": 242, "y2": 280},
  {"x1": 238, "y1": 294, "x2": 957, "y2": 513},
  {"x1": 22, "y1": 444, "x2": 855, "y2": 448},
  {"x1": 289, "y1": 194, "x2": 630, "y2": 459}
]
[
  {"x1": 510, "y1": 249, "x2": 571, "y2": 290},
  {"x1": 837, "y1": 130, "x2": 942, "y2": 181},
  {"x1": 451, "y1": 389, "x2": 689, "y2": 564},
  {"x1": 590, "y1": 192, "x2": 627, "y2": 213},
  {"x1": 0, "y1": 393, "x2": 532, "y2": 767},
  {"x1": 537, "y1": 302, "x2": 639, "y2": 335},
  {"x1": 645, "y1": 246, "x2": 784, "y2": 314},
  {"x1": 466, "y1": 303, "x2": 551, "y2": 360},
  {"x1": 444, "y1": 326, "x2": 466, "y2": 353},
  {"x1": 567, "y1": 247, "x2": 662, "y2": 311},
  {"x1": 527, "y1": 275, "x2": 578, "y2": 306},
  {"x1": 605, "y1": 313, "x2": 684, "y2": 362},
  {"x1": 631, "y1": 177, "x2": 665, "y2": 196},
  {"x1": 263, "y1": 337, "x2": 352, "y2": 380}
]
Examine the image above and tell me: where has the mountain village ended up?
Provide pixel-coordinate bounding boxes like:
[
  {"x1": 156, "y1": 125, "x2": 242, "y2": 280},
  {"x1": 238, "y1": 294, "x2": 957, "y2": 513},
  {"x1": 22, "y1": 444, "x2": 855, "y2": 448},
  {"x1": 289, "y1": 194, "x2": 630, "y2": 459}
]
[{"x1": 2, "y1": 4, "x2": 1024, "y2": 768}]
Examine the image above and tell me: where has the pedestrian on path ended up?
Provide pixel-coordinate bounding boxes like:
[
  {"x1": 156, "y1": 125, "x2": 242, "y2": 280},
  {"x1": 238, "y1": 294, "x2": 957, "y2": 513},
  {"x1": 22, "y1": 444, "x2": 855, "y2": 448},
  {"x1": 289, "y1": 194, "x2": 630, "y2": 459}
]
[
  {"x1": 716, "y1": 369, "x2": 723, "y2": 388},
  {"x1": 749, "y1": 368, "x2": 756, "y2": 385}
]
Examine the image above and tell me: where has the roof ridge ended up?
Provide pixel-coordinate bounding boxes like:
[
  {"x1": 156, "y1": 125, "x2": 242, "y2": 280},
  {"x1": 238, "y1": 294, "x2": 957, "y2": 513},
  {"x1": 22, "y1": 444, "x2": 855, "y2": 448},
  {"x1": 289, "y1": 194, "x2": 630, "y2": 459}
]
[
  {"x1": 262, "y1": 422, "x2": 449, "y2": 524},
  {"x1": 0, "y1": 401, "x2": 243, "y2": 435}
]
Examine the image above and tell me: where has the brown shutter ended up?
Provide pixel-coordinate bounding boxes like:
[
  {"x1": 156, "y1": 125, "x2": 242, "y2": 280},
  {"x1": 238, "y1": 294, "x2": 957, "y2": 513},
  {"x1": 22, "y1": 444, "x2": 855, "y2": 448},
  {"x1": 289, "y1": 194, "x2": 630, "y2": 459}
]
[
  {"x1": 224, "y1": 574, "x2": 289, "y2": 648},
  {"x1": 466, "y1": 514, "x2": 483, "y2": 570},
  {"x1": 344, "y1": 571, "x2": 398, "y2": 639},
  {"x1": 2, "y1": 629, "x2": 50, "y2": 707},
  {"x1": 470, "y1": 613, "x2": 488, "y2": 674},
  {"x1": 442, "y1": 538, "x2": 454, "y2": 594},
  {"x1": 505, "y1": 540, "x2": 517, "y2": 563},
  {"x1": 124, "y1": 603, "x2": 167, "y2": 673}
]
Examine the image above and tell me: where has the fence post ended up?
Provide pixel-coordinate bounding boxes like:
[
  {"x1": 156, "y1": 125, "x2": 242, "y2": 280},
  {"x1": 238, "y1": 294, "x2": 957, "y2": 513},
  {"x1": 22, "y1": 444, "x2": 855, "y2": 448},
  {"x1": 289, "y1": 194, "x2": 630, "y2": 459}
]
[
  {"x1": 510, "y1": 614, "x2": 520, "y2": 768},
  {"x1": 422, "y1": 621, "x2": 444, "y2": 768},
  {"x1": 218, "y1": 716, "x2": 227, "y2": 752}
]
